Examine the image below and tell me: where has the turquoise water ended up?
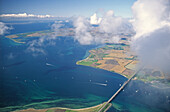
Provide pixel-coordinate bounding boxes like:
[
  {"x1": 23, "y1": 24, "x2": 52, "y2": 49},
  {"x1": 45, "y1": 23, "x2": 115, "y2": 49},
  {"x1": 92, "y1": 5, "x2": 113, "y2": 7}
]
[{"x1": 0, "y1": 22, "x2": 169, "y2": 112}]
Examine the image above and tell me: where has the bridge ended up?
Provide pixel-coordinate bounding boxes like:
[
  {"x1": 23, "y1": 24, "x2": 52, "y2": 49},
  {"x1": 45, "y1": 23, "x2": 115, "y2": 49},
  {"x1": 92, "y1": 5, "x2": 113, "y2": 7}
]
[{"x1": 98, "y1": 69, "x2": 141, "y2": 112}]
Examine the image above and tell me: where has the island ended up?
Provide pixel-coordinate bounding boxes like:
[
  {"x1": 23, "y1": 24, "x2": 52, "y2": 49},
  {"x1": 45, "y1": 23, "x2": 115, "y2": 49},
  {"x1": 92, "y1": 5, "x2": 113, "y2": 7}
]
[
  {"x1": 5, "y1": 28, "x2": 168, "y2": 84},
  {"x1": 5, "y1": 28, "x2": 74, "y2": 44}
]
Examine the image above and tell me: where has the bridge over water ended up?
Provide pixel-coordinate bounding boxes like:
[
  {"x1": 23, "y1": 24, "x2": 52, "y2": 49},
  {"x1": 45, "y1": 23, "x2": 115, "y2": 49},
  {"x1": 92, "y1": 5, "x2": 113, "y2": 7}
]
[{"x1": 98, "y1": 69, "x2": 141, "y2": 112}]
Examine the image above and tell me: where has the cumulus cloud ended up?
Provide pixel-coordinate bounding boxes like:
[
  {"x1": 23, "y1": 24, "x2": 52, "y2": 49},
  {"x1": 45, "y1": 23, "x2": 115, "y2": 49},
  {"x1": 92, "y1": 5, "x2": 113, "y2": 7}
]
[
  {"x1": 99, "y1": 10, "x2": 131, "y2": 34},
  {"x1": 90, "y1": 13, "x2": 102, "y2": 25},
  {"x1": 0, "y1": 22, "x2": 10, "y2": 35},
  {"x1": 99, "y1": 10, "x2": 122, "y2": 33},
  {"x1": 74, "y1": 10, "x2": 131, "y2": 45},
  {"x1": 0, "y1": 13, "x2": 53, "y2": 18},
  {"x1": 74, "y1": 16, "x2": 94, "y2": 45},
  {"x1": 131, "y1": 0, "x2": 170, "y2": 74},
  {"x1": 131, "y1": 0, "x2": 170, "y2": 39}
]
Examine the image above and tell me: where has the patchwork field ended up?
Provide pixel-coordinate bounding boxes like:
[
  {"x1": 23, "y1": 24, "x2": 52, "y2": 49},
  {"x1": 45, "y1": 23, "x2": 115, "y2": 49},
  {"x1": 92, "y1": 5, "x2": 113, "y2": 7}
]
[{"x1": 77, "y1": 36, "x2": 167, "y2": 82}]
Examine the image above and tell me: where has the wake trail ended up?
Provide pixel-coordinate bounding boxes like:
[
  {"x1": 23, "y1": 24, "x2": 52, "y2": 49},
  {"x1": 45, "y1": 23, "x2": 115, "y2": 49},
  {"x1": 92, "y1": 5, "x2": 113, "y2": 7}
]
[{"x1": 46, "y1": 63, "x2": 56, "y2": 67}]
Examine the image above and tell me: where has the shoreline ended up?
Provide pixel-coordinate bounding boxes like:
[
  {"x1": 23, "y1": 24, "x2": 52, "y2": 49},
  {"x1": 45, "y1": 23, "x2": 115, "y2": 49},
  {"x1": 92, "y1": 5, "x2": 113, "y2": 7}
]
[
  {"x1": 76, "y1": 62, "x2": 128, "y2": 80},
  {"x1": 14, "y1": 103, "x2": 105, "y2": 112},
  {"x1": 76, "y1": 43, "x2": 168, "y2": 84}
]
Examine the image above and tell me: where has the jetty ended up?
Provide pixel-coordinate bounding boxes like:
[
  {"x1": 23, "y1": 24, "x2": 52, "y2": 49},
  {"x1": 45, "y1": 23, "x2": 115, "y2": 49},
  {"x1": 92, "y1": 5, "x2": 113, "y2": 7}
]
[{"x1": 98, "y1": 69, "x2": 141, "y2": 112}]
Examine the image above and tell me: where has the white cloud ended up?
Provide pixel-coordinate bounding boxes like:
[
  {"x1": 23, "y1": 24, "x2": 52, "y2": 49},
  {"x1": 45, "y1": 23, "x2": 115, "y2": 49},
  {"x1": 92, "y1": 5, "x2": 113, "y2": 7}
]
[
  {"x1": 131, "y1": 0, "x2": 170, "y2": 39},
  {"x1": 131, "y1": 0, "x2": 170, "y2": 74},
  {"x1": 99, "y1": 10, "x2": 128, "y2": 34},
  {"x1": 109, "y1": 36, "x2": 121, "y2": 43},
  {"x1": 73, "y1": 10, "x2": 131, "y2": 45},
  {"x1": 132, "y1": 26, "x2": 170, "y2": 73},
  {"x1": 74, "y1": 16, "x2": 94, "y2": 45},
  {"x1": 90, "y1": 13, "x2": 102, "y2": 25},
  {"x1": 0, "y1": 13, "x2": 53, "y2": 18},
  {"x1": 0, "y1": 22, "x2": 10, "y2": 35}
]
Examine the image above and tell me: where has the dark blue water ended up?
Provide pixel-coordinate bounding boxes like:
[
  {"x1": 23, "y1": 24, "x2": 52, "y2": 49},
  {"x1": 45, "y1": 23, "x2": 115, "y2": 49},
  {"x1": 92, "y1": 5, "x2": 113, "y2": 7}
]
[
  {"x1": 0, "y1": 22, "x2": 127, "y2": 111},
  {"x1": 5, "y1": 22, "x2": 53, "y2": 35},
  {"x1": 0, "y1": 22, "x2": 169, "y2": 112}
]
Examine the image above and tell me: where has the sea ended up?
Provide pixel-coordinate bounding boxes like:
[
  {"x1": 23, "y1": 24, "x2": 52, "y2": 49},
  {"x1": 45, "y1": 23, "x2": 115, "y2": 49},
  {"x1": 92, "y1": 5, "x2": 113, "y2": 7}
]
[{"x1": 0, "y1": 21, "x2": 169, "y2": 112}]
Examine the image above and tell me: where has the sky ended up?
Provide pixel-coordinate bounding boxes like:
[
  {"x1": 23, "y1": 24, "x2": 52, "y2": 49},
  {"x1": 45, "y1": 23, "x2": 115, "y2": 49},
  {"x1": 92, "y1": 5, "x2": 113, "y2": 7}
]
[{"x1": 0, "y1": 0, "x2": 136, "y2": 18}]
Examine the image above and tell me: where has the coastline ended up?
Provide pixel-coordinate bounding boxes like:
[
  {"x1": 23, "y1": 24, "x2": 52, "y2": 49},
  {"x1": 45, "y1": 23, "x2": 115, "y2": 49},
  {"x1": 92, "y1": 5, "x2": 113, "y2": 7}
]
[
  {"x1": 76, "y1": 62, "x2": 128, "y2": 80},
  {"x1": 76, "y1": 43, "x2": 167, "y2": 84},
  {"x1": 14, "y1": 103, "x2": 106, "y2": 112},
  {"x1": 76, "y1": 43, "x2": 137, "y2": 79}
]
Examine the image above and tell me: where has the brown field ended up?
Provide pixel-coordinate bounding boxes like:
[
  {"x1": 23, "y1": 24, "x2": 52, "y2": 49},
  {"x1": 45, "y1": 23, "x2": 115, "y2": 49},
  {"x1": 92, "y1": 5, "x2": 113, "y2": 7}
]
[
  {"x1": 110, "y1": 65, "x2": 126, "y2": 74},
  {"x1": 77, "y1": 38, "x2": 139, "y2": 78}
]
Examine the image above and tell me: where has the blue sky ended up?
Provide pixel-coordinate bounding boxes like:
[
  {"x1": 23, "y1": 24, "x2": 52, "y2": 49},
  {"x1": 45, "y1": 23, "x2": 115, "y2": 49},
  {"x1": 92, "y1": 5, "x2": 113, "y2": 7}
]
[{"x1": 0, "y1": 0, "x2": 136, "y2": 17}]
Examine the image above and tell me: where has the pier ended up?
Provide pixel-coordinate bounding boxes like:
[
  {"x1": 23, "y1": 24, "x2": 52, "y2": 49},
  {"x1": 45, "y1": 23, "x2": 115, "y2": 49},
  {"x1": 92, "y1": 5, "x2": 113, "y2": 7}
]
[{"x1": 98, "y1": 69, "x2": 141, "y2": 112}]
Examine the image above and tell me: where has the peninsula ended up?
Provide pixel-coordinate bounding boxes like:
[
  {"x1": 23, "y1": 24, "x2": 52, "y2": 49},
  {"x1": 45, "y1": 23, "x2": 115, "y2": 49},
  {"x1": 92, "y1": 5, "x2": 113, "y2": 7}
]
[{"x1": 76, "y1": 34, "x2": 167, "y2": 83}]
